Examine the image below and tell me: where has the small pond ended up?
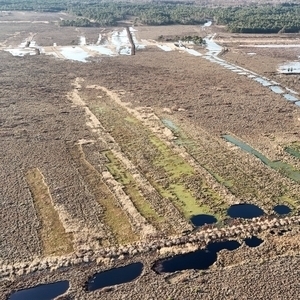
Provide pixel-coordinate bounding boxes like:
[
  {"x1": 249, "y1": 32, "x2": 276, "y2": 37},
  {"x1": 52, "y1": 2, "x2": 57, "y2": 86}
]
[
  {"x1": 86, "y1": 262, "x2": 143, "y2": 292},
  {"x1": 273, "y1": 205, "x2": 291, "y2": 215},
  {"x1": 8, "y1": 281, "x2": 69, "y2": 300},
  {"x1": 227, "y1": 203, "x2": 264, "y2": 219},
  {"x1": 206, "y1": 240, "x2": 240, "y2": 253},
  {"x1": 244, "y1": 236, "x2": 263, "y2": 248},
  {"x1": 153, "y1": 240, "x2": 240, "y2": 274},
  {"x1": 190, "y1": 214, "x2": 217, "y2": 227}
]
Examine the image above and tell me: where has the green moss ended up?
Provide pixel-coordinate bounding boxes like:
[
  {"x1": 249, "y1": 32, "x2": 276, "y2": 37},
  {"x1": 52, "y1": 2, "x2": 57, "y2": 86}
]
[{"x1": 104, "y1": 150, "x2": 168, "y2": 231}]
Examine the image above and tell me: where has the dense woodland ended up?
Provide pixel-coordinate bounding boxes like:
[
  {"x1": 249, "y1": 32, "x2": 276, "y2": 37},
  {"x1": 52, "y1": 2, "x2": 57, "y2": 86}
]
[{"x1": 1, "y1": 0, "x2": 300, "y2": 33}]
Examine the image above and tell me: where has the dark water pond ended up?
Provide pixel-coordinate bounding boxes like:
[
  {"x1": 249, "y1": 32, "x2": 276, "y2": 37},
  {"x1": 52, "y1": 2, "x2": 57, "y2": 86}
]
[
  {"x1": 206, "y1": 240, "x2": 240, "y2": 253},
  {"x1": 273, "y1": 205, "x2": 291, "y2": 215},
  {"x1": 153, "y1": 240, "x2": 240, "y2": 274},
  {"x1": 227, "y1": 203, "x2": 264, "y2": 219},
  {"x1": 86, "y1": 262, "x2": 143, "y2": 292},
  {"x1": 190, "y1": 214, "x2": 217, "y2": 227},
  {"x1": 244, "y1": 236, "x2": 263, "y2": 248},
  {"x1": 8, "y1": 281, "x2": 69, "y2": 300}
]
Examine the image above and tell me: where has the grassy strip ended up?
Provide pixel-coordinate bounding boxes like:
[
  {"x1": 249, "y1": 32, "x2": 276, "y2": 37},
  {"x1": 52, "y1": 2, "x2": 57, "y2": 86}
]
[
  {"x1": 104, "y1": 150, "x2": 170, "y2": 232},
  {"x1": 26, "y1": 168, "x2": 73, "y2": 256},
  {"x1": 149, "y1": 136, "x2": 217, "y2": 220},
  {"x1": 89, "y1": 100, "x2": 219, "y2": 222},
  {"x1": 69, "y1": 144, "x2": 138, "y2": 244}
]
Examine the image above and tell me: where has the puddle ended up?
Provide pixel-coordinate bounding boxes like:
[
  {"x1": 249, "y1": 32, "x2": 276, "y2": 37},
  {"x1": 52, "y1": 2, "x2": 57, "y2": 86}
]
[
  {"x1": 244, "y1": 236, "x2": 263, "y2": 247},
  {"x1": 223, "y1": 134, "x2": 300, "y2": 182},
  {"x1": 157, "y1": 45, "x2": 172, "y2": 52},
  {"x1": 248, "y1": 75, "x2": 256, "y2": 78},
  {"x1": 283, "y1": 94, "x2": 299, "y2": 102},
  {"x1": 204, "y1": 36, "x2": 223, "y2": 56},
  {"x1": 273, "y1": 205, "x2": 291, "y2": 215},
  {"x1": 60, "y1": 46, "x2": 89, "y2": 62},
  {"x1": 152, "y1": 240, "x2": 240, "y2": 274},
  {"x1": 190, "y1": 214, "x2": 217, "y2": 227},
  {"x1": 203, "y1": 21, "x2": 212, "y2": 27},
  {"x1": 253, "y1": 77, "x2": 272, "y2": 86},
  {"x1": 86, "y1": 45, "x2": 114, "y2": 56},
  {"x1": 278, "y1": 61, "x2": 300, "y2": 74},
  {"x1": 185, "y1": 48, "x2": 202, "y2": 56},
  {"x1": 86, "y1": 262, "x2": 143, "y2": 292},
  {"x1": 8, "y1": 281, "x2": 69, "y2": 300},
  {"x1": 227, "y1": 203, "x2": 264, "y2": 219},
  {"x1": 269, "y1": 86, "x2": 284, "y2": 94}
]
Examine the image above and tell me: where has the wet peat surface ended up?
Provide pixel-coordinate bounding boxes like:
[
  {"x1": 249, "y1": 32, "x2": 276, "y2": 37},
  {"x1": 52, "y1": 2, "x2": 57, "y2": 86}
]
[
  {"x1": 85, "y1": 262, "x2": 143, "y2": 292},
  {"x1": 8, "y1": 281, "x2": 69, "y2": 300},
  {"x1": 273, "y1": 205, "x2": 292, "y2": 215},
  {"x1": 190, "y1": 214, "x2": 217, "y2": 227},
  {"x1": 244, "y1": 236, "x2": 264, "y2": 248},
  {"x1": 152, "y1": 240, "x2": 240, "y2": 274},
  {"x1": 227, "y1": 204, "x2": 264, "y2": 219}
]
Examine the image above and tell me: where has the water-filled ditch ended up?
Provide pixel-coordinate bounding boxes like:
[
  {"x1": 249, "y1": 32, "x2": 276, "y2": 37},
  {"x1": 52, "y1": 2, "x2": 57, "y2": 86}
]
[
  {"x1": 8, "y1": 281, "x2": 69, "y2": 300},
  {"x1": 223, "y1": 134, "x2": 300, "y2": 182}
]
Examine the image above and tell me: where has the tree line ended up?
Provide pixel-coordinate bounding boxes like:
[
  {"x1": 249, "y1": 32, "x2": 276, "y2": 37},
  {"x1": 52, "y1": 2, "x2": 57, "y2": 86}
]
[{"x1": 1, "y1": 1, "x2": 300, "y2": 33}]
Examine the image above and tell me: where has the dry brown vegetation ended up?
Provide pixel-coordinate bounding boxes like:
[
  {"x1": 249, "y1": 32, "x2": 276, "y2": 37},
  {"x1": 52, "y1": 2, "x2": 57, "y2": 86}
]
[{"x1": 1, "y1": 11, "x2": 300, "y2": 300}]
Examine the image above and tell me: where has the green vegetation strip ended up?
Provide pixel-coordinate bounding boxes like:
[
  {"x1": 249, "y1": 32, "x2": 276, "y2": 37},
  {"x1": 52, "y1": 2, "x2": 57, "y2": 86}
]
[
  {"x1": 90, "y1": 102, "x2": 217, "y2": 222},
  {"x1": 162, "y1": 119, "x2": 234, "y2": 189},
  {"x1": 69, "y1": 144, "x2": 138, "y2": 245},
  {"x1": 223, "y1": 135, "x2": 300, "y2": 182},
  {"x1": 104, "y1": 150, "x2": 168, "y2": 232},
  {"x1": 149, "y1": 135, "x2": 216, "y2": 220},
  {"x1": 26, "y1": 168, "x2": 73, "y2": 256}
]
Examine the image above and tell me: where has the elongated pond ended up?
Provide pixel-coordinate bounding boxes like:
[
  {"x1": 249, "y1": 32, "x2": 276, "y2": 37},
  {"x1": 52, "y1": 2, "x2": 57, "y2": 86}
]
[
  {"x1": 8, "y1": 281, "x2": 69, "y2": 300},
  {"x1": 86, "y1": 262, "x2": 143, "y2": 292},
  {"x1": 152, "y1": 240, "x2": 240, "y2": 274}
]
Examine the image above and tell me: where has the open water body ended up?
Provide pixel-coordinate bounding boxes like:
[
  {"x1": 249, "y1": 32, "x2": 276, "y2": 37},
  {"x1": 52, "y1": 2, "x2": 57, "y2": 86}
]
[
  {"x1": 227, "y1": 203, "x2": 264, "y2": 219},
  {"x1": 9, "y1": 281, "x2": 69, "y2": 300},
  {"x1": 190, "y1": 214, "x2": 217, "y2": 226},
  {"x1": 223, "y1": 134, "x2": 300, "y2": 182},
  {"x1": 244, "y1": 236, "x2": 263, "y2": 247},
  {"x1": 152, "y1": 240, "x2": 240, "y2": 274},
  {"x1": 86, "y1": 262, "x2": 143, "y2": 292},
  {"x1": 273, "y1": 205, "x2": 291, "y2": 215}
]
